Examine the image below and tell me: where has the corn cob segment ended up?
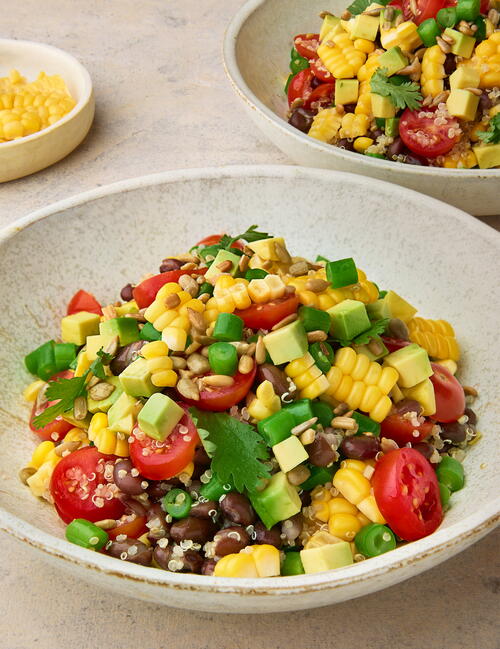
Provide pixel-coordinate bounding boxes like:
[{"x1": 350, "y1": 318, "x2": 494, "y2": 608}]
[
  {"x1": 465, "y1": 32, "x2": 500, "y2": 88},
  {"x1": 317, "y1": 33, "x2": 367, "y2": 79},
  {"x1": 88, "y1": 413, "x2": 129, "y2": 457},
  {"x1": 380, "y1": 21, "x2": 422, "y2": 52},
  {"x1": 356, "y1": 51, "x2": 382, "y2": 116},
  {"x1": 308, "y1": 107, "x2": 343, "y2": 142},
  {"x1": 339, "y1": 113, "x2": 371, "y2": 138},
  {"x1": 407, "y1": 317, "x2": 460, "y2": 361},
  {"x1": 285, "y1": 268, "x2": 379, "y2": 309},
  {"x1": 421, "y1": 45, "x2": 446, "y2": 98},
  {"x1": 285, "y1": 353, "x2": 330, "y2": 400}
]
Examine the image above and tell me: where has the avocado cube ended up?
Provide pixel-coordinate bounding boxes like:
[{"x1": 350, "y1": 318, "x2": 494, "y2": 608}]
[
  {"x1": 272, "y1": 436, "x2": 309, "y2": 473},
  {"x1": 449, "y1": 67, "x2": 480, "y2": 90},
  {"x1": 353, "y1": 339, "x2": 389, "y2": 361},
  {"x1": 115, "y1": 300, "x2": 139, "y2": 316},
  {"x1": 473, "y1": 142, "x2": 500, "y2": 169},
  {"x1": 62, "y1": 411, "x2": 92, "y2": 429},
  {"x1": 383, "y1": 290, "x2": 417, "y2": 323},
  {"x1": 320, "y1": 14, "x2": 341, "y2": 40},
  {"x1": 87, "y1": 376, "x2": 122, "y2": 413},
  {"x1": 108, "y1": 392, "x2": 141, "y2": 432},
  {"x1": 351, "y1": 13, "x2": 379, "y2": 40},
  {"x1": 137, "y1": 393, "x2": 184, "y2": 441},
  {"x1": 446, "y1": 89, "x2": 479, "y2": 121},
  {"x1": 370, "y1": 93, "x2": 397, "y2": 118},
  {"x1": 204, "y1": 249, "x2": 241, "y2": 283},
  {"x1": 328, "y1": 299, "x2": 370, "y2": 341},
  {"x1": 402, "y1": 377, "x2": 436, "y2": 415},
  {"x1": 247, "y1": 237, "x2": 288, "y2": 262},
  {"x1": 444, "y1": 28, "x2": 476, "y2": 58},
  {"x1": 335, "y1": 79, "x2": 359, "y2": 106},
  {"x1": 263, "y1": 320, "x2": 308, "y2": 365},
  {"x1": 384, "y1": 343, "x2": 432, "y2": 388},
  {"x1": 249, "y1": 472, "x2": 302, "y2": 529},
  {"x1": 61, "y1": 311, "x2": 100, "y2": 345},
  {"x1": 300, "y1": 541, "x2": 353, "y2": 574},
  {"x1": 119, "y1": 357, "x2": 159, "y2": 397},
  {"x1": 385, "y1": 117, "x2": 400, "y2": 137},
  {"x1": 100, "y1": 317, "x2": 140, "y2": 347},
  {"x1": 366, "y1": 298, "x2": 390, "y2": 321},
  {"x1": 86, "y1": 334, "x2": 117, "y2": 361},
  {"x1": 378, "y1": 46, "x2": 408, "y2": 76}
]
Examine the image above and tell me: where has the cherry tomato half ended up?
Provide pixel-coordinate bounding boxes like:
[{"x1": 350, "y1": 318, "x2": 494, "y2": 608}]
[
  {"x1": 133, "y1": 269, "x2": 205, "y2": 309},
  {"x1": 29, "y1": 370, "x2": 75, "y2": 442},
  {"x1": 235, "y1": 294, "x2": 299, "y2": 330},
  {"x1": 401, "y1": 0, "x2": 446, "y2": 22},
  {"x1": 50, "y1": 447, "x2": 126, "y2": 524},
  {"x1": 196, "y1": 234, "x2": 245, "y2": 251},
  {"x1": 108, "y1": 516, "x2": 148, "y2": 540},
  {"x1": 293, "y1": 33, "x2": 320, "y2": 59},
  {"x1": 373, "y1": 448, "x2": 443, "y2": 541},
  {"x1": 381, "y1": 413, "x2": 435, "y2": 445},
  {"x1": 129, "y1": 406, "x2": 199, "y2": 480},
  {"x1": 310, "y1": 58, "x2": 334, "y2": 83},
  {"x1": 67, "y1": 289, "x2": 102, "y2": 316},
  {"x1": 304, "y1": 83, "x2": 335, "y2": 111},
  {"x1": 180, "y1": 363, "x2": 257, "y2": 412},
  {"x1": 380, "y1": 336, "x2": 411, "y2": 353},
  {"x1": 430, "y1": 363, "x2": 465, "y2": 423},
  {"x1": 400, "y1": 107, "x2": 460, "y2": 158},
  {"x1": 288, "y1": 68, "x2": 314, "y2": 107}
]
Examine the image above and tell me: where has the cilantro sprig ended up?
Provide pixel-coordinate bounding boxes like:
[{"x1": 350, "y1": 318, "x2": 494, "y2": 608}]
[
  {"x1": 370, "y1": 68, "x2": 422, "y2": 111},
  {"x1": 347, "y1": 0, "x2": 390, "y2": 15},
  {"x1": 196, "y1": 225, "x2": 273, "y2": 261},
  {"x1": 478, "y1": 113, "x2": 500, "y2": 144},
  {"x1": 190, "y1": 409, "x2": 271, "y2": 493},
  {"x1": 333, "y1": 318, "x2": 390, "y2": 347},
  {"x1": 32, "y1": 347, "x2": 114, "y2": 429}
]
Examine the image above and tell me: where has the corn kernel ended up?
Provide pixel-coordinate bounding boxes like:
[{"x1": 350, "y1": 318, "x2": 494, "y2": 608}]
[
  {"x1": 23, "y1": 380, "x2": 46, "y2": 402},
  {"x1": 333, "y1": 467, "x2": 371, "y2": 505},
  {"x1": 353, "y1": 136, "x2": 374, "y2": 153},
  {"x1": 141, "y1": 341, "x2": 169, "y2": 358},
  {"x1": 328, "y1": 512, "x2": 363, "y2": 540}
]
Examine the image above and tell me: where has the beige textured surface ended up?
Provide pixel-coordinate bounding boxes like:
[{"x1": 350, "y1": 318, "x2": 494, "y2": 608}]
[{"x1": 0, "y1": 0, "x2": 498, "y2": 647}]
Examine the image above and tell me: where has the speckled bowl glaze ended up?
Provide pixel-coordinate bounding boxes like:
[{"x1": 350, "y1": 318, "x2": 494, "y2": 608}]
[
  {"x1": 0, "y1": 166, "x2": 498, "y2": 613},
  {"x1": 0, "y1": 38, "x2": 94, "y2": 182},
  {"x1": 223, "y1": 0, "x2": 500, "y2": 216}
]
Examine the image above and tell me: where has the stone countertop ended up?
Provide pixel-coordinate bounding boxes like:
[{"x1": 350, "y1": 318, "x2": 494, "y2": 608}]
[{"x1": 0, "y1": 1, "x2": 498, "y2": 648}]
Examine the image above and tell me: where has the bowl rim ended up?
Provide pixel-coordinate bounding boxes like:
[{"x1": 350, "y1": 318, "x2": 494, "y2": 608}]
[
  {"x1": 0, "y1": 37, "x2": 93, "y2": 150},
  {"x1": 222, "y1": 0, "x2": 500, "y2": 178},
  {"x1": 0, "y1": 164, "x2": 499, "y2": 597}
]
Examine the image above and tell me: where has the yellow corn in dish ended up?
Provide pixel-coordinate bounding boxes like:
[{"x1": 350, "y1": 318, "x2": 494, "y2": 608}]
[{"x1": 0, "y1": 68, "x2": 76, "y2": 142}]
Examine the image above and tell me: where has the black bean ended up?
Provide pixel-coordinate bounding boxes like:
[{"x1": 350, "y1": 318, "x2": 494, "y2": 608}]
[
  {"x1": 340, "y1": 435, "x2": 380, "y2": 460},
  {"x1": 113, "y1": 459, "x2": 147, "y2": 496},
  {"x1": 194, "y1": 446, "x2": 211, "y2": 467},
  {"x1": 120, "y1": 283, "x2": 134, "y2": 302},
  {"x1": 300, "y1": 490, "x2": 311, "y2": 508},
  {"x1": 308, "y1": 433, "x2": 336, "y2": 467},
  {"x1": 153, "y1": 544, "x2": 173, "y2": 570},
  {"x1": 343, "y1": 103, "x2": 356, "y2": 113},
  {"x1": 386, "y1": 318, "x2": 410, "y2": 341},
  {"x1": 465, "y1": 407, "x2": 477, "y2": 427},
  {"x1": 170, "y1": 517, "x2": 217, "y2": 544},
  {"x1": 288, "y1": 108, "x2": 316, "y2": 133},
  {"x1": 337, "y1": 138, "x2": 354, "y2": 152},
  {"x1": 220, "y1": 492, "x2": 255, "y2": 526},
  {"x1": 110, "y1": 340, "x2": 146, "y2": 375},
  {"x1": 440, "y1": 421, "x2": 467, "y2": 444},
  {"x1": 153, "y1": 545, "x2": 203, "y2": 573},
  {"x1": 201, "y1": 559, "x2": 216, "y2": 576},
  {"x1": 253, "y1": 522, "x2": 283, "y2": 549},
  {"x1": 444, "y1": 53, "x2": 457, "y2": 76},
  {"x1": 479, "y1": 91, "x2": 492, "y2": 113},
  {"x1": 212, "y1": 526, "x2": 250, "y2": 557},
  {"x1": 387, "y1": 136, "x2": 405, "y2": 160},
  {"x1": 371, "y1": 128, "x2": 384, "y2": 139},
  {"x1": 412, "y1": 442, "x2": 434, "y2": 460},
  {"x1": 147, "y1": 503, "x2": 170, "y2": 540},
  {"x1": 256, "y1": 364, "x2": 290, "y2": 396},
  {"x1": 107, "y1": 538, "x2": 153, "y2": 566},
  {"x1": 159, "y1": 258, "x2": 183, "y2": 273},
  {"x1": 190, "y1": 500, "x2": 218, "y2": 519},
  {"x1": 403, "y1": 150, "x2": 429, "y2": 166},
  {"x1": 395, "y1": 399, "x2": 423, "y2": 417},
  {"x1": 182, "y1": 550, "x2": 204, "y2": 574},
  {"x1": 311, "y1": 76, "x2": 322, "y2": 90},
  {"x1": 122, "y1": 497, "x2": 147, "y2": 517},
  {"x1": 147, "y1": 481, "x2": 171, "y2": 499}
]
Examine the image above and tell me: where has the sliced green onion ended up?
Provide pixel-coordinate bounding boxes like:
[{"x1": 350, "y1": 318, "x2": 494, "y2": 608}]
[
  {"x1": 436, "y1": 456, "x2": 465, "y2": 492},
  {"x1": 65, "y1": 518, "x2": 109, "y2": 550},
  {"x1": 281, "y1": 551, "x2": 305, "y2": 575},
  {"x1": 355, "y1": 523, "x2": 396, "y2": 557},
  {"x1": 299, "y1": 305, "x2": 331, "y2": 333},
  {"x1": 208, "y1": 342, "x2": 238, "y2": 375},
  {"x1": 309, "y1": 341, "x2": 334, "y2": 373},
  {"x1": 213, "y1": 313, "x2": 244, "y2": 342},
  {"x1": 162, "y1": 488, "x2": 193, "y2": 519}
]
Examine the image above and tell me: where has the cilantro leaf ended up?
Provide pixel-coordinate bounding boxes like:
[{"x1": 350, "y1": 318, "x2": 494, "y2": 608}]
[
  {"x1": 33, "y1": 374, "x2": 87, "y2": 429},
  {"x1": 190, "y1": 409, "x2": 271, "y2": 493},
  {"x1": 197, "y1": 226, "x2": 271, "y2": 260},
  {"x1": 89, "y1": 348, "x2": 113, "y2": 380},
  {"x1": 333, "y1": 318, "x2": 390, "y2": 347},
  {"x1": 371, "y1": 68, "x2": 422, "y2": 111},
  {"x1": 236, "y1": 225, "x2": 272, "y2": 243},
  {"x1": 347, "y1": 0, "x2": 390, "y2": 15},
  {"x1": 478, "y1": 113, "x2": 500, "y2": 144}
]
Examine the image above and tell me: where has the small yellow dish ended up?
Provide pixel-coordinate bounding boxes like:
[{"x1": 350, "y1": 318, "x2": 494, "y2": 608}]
[{"x1": 0, "y1": 38, "x2": 94, "y2": 182}]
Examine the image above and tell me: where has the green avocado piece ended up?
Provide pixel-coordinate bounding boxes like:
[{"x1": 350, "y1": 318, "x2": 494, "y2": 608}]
[
  {"x1": 351, "y1": 13, "x2": 379, "y2": 40},
  {"x1": 272, "y1": 436, "x2": 309, "y2": 473},
  {"x1": 320, "y1": 14, "x2": 341, "y2": 40},
  {"x1": 443, "y1": 27, "x2": 476, "y2": 58},
  {"x1": 473, "y1": 142, "x2": 500, "y2": 169},
  {"x1": 384, "y1": 343, "x2": 432, "y2": 388},
  {"x1": 115, "y1": 301, "x2": 139, "y2": 316},
  {"x1": 85, "y1": 334, "x2": 117, "y2": 361},
  {"x1": 100, "y1": 317, "x2": 140, "y2": 346},
  {"x1": 204, "y1": 249, "x2": 241, "y2": 283},
  {"x1": 62, "y1": 411, "x2": 92, "y2": 429},
  {"x1": 378, "y1": 46, "x2": 408, "y2": 76},
  {"x1": 263, "y1": 319, "x2": 308, "y2": 365},
  {"x1": 61, "y1": 311, "x2": 100, "y2": 346},
  {"x1": 370, "y1": 93, "x2": 397, "y2": 118},
  {"x1": 353, "y1": 339, "x2": 389, "y2": 361},
  {"x1": 249, "y1": 472, "x2": 302, "y2": 530},
  {"x1": 300, "y1": 541, "x2": 353, "y2": 574},
  {"x1": 335, "y1": 79, "x2": 359, "y2": 106},
  {"x1": 137, "y1": 393, "x2": 184, "y2": 441},
  {"x1": 328, "y1": 299, "x2": 370, "y2": 341},
  {"x1": 446, "y1": 88, "x2": 479, "y2": 120},
  {"x1": 366, "y1": 298, "x2": 390, "y2": 321},
  {"x1": 383, "y1": 290, "x2": 417, "y2": 323},
  {"x1": 87, "y1": 376, "x2": 122, "y2": 413},
  {"x1": 108, "y1": 392, "x2": 141, "y2": 433},
  {"x1": 119, "y1": 357, "x2": 159, "y2": 397}
]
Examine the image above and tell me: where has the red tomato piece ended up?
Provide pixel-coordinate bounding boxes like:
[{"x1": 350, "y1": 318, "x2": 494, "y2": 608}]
[
  {"x1": 310, "y1": 58, "x2": 334, "y2": 83},
  {"x1": 133, "y1": 269, "x2": 205, "y2": 309},
  {"x1": 380, "y1": 336, "x2": 412, "y2": 353},
  {"x1": 430, "y1": 363, "x2": 465, "y2": 423},
  {"x1": 480, "y1": 0, "x2": 488, "y2": 12},
  {"x1": 401, "y1": 0, "x2": 446, "y2": 22},
  {"x1": 399, "y1": 107, "x2": 460, "y2": 158},
  {"x1": 50, "y1": 447, "x2": 126, "y2": 524},
  {"x1": 381, "y1": 413, "x2": 435, "y2": 445},
  {"x1": 29, "y1": 370, "x2": 75, "y2": 441},
  {"x1": 235, "y1": 294, "x2": 299, "y2": 330},
  {"x1": 304, "y1": 83, "x2": 335, "y2": 111},
  {"x1": 108, "y1": 516, "x2": 148, "y2": 540},
  {"x1": 373, "y1": 448, "x2": 443, "y2": 541},
  {"x1": 67, "y1": 289, "x2": 102, "y2": 316},
  {"x1": 180, "y1": 363, "x2": 257, "y2": 412},
  {"x1": 129, "y1": 407, "x2": 199, "y2": 480},
  {"x1": 294, "y1": 33, "x2": 320, "y2": 59},
  {"x1": 288, "y1": 68, "x2": 314, "y2": 107},
  {"x1": 196, "y1": 234, "x2": 245, "y2": 251}
]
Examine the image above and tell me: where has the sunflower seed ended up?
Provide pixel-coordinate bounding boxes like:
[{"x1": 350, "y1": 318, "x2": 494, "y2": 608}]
[
  {"x1": 178, "y1": 274, "x2": 199, "y2": 297},
  {"x1": 19, "y1": 467, "x2": 36, "y2": 485},
  {"x1": 255, "y1": 336, "x2": 267, "y2": 364},
  {"x1": 73, "y1": 396, "x2": 88, "y2": 420},
  {"x1": 307, "y1": 330, "x2": 328, "y2": 343},
  {"x1": 306, "y1": 278, "x2": 330, "y2": 292},
  {"x1": 271, "y1": 313, "x2": 298, "y2": 330},
  {"x1": 238, "y1": 355, "x2": 254, "y2": 375},
  {"x1": 177, "y1": 378, "x2": 200, "y2": 401},
  {"x1": 89, "y1": 382, "x2": 116, "y2": 401},
  {"x1": 202, "y1": 375, "x2": 235, "y2": 387}
]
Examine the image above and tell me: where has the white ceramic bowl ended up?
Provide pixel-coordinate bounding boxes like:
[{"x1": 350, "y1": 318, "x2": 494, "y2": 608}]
[
  {"x1": 0, "y1": 38, "x2": 94, "y2": 182},
  {"x1": 0, "y1": 166, "x2": 498, "y2": 613},
  {"x1": 223, "y1": 0, "x2": 500, "y2": 216}
]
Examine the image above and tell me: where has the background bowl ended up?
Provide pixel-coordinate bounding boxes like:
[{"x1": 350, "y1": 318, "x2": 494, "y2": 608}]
[
  {"x1": 0, "y1": 38, "x2": 94, "y2": 182},
  {"x1": 223, "y1": 0, "x2": 500, "y2": 216},
  {"x1": 0, "y1": 166, "x2": 498, "y2": 613}
]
